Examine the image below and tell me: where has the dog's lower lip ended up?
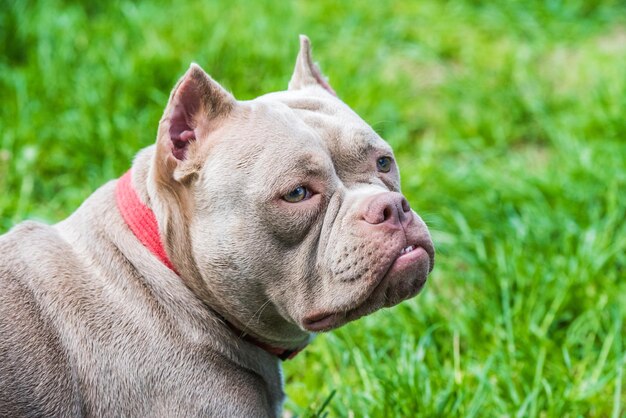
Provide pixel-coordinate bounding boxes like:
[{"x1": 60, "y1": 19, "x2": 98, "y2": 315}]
[
  {"x1": 397, "y1": 245, "x2": 427, "y2": 262},
  {"x1": 302, "y1": 313, "x2": 337, "y2": 332},
  {"x1": 390, "y1": 245, "x2": 430, "y2": 276}
]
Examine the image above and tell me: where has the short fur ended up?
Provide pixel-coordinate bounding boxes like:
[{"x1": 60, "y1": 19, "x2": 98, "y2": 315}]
[{"x1": 0, "y1": 36, "x2": 434, "y2": 417}]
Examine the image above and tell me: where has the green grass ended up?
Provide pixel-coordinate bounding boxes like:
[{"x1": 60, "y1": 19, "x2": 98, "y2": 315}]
[{"x1": 2, "y1": 0, "x2": 625, "y2": 416}]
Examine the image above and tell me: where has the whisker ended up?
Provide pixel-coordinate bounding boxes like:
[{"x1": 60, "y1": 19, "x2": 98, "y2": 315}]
[{"x1": 241, "y1": 299, "x2": 272, "y2": 334}]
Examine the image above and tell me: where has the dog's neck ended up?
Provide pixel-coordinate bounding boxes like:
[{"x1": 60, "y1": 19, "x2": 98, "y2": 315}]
[{"x1": 115, "y1": 169, "x2": 303, "y2": 361}]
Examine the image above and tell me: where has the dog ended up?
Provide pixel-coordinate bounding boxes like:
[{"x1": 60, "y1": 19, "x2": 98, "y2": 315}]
[{"x1": 0, "y1": 35, "x2": 434, "y2": 417}]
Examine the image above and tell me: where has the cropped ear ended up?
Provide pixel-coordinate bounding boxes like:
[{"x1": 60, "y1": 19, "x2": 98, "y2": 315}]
[
  {"x1": 288, "y1": 35, "x2": 337, "y2": 96},
  {"x1": 156, "y1": 63, "x2": 236, "y2": 179}
]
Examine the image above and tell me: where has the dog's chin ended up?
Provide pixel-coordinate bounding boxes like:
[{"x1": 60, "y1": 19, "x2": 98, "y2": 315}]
[{"x1": 301, "y1": 245, "x2": 432, "y2": 332}]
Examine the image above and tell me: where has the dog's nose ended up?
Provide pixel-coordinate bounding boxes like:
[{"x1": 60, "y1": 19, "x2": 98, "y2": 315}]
[{"x1": 361, "y1": 192, "x2": 411, "y2": 226}]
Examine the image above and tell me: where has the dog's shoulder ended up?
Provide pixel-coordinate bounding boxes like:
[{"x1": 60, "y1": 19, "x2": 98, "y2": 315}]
[
  {"x1": 0, "y1": 220, "x2": 76, "y2": 281},
  {"x1": 0, "y1": 219, "x2": 67, "y2": 250}
]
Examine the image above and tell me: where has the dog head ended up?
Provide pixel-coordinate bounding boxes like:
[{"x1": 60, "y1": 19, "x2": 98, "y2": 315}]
[{"x1": 148, "y1": 36, "x2": 434, "y2": 348}]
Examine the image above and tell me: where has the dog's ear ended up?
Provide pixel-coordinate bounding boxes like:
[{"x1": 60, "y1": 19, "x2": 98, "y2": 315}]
[
  {"x1": 156, "y1": 63, "x2": 236, "y2": 180},
  {"x1": 288, "y1": 35, "x2": 337, "y2": 97}
]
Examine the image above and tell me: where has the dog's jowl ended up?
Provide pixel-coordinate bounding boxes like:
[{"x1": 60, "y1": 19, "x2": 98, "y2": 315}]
[{"x1": 0, "y1": 36, "x2": 434, "y2": 417}]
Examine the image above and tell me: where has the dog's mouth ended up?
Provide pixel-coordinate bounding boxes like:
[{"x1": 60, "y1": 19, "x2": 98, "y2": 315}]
[{"x1": 302, "y1": 240, "x2": 434, "y2": 332}]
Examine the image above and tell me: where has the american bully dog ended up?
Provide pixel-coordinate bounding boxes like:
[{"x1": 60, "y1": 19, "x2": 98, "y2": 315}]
[{"x1": 0, "y1": 35, "x2": 435, "y2": 417}]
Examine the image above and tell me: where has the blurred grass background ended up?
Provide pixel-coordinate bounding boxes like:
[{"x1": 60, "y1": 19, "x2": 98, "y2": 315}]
[{"x1": 1, "y1": 0, "x2": 625, "y2": 416}]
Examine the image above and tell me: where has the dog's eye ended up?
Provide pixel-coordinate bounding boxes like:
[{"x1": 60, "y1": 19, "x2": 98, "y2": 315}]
[
  {"x1": 283, "y1": 186, "x2": 310, "y2": 203},
  {"x1": 376, "y1": 156, "x2": 392, "y2": 173}
]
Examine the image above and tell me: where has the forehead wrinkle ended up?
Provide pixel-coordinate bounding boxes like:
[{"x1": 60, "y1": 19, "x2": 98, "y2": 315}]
[
  {"x1": 332, "y1": 132, "x2": 378, "y2": 168},
  {"x1": 345, "y1": 140, "x2": 374, "y2": 160},
  {"x1": 278, "y1": 152, "x2": 332, "y2": 179}
]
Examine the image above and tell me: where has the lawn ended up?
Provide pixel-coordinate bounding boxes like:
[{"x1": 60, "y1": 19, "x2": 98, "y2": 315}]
[{"x1": 1, "y1": 0, "x2": 625, "y2": 416}]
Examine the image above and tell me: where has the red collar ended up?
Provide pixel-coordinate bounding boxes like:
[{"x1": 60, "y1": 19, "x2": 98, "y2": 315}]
[{"x1": 115, "y1": 170, "x2": 302, "y2": 361}]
